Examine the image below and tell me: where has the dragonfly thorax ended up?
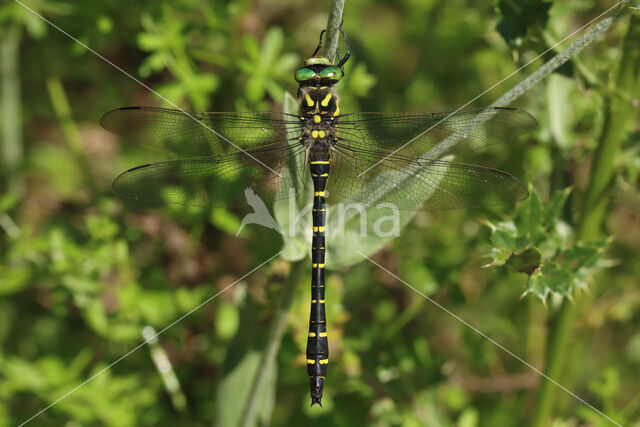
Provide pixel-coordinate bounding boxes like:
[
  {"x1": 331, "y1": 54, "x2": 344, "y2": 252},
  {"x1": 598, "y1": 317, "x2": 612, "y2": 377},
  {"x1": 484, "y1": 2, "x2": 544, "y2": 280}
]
[
  {"x1": 298, "y1": 86, "x2": 339, "y2": 118},
  {"x1": 298, "y1": 85, "x2": 339, "y2": 163}
]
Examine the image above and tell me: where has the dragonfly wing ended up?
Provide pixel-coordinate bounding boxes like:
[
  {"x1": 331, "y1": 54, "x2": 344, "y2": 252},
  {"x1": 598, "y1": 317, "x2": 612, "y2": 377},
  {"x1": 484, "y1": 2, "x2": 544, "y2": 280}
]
[
  {"x1": 329, "y1": 142, "x2": 528, "y2": 211},
  {"x1": 101, "y1": 106, "x2": 304, "y2": 157},
  {"x1": 112, "y1": 144, "x2": 308, "y2": 209},
  {"x1": 336, "y1": 107, "x2": 536, "y2": 160},
  {"x1": 328, "y1": 107, "x2": 533, "y2": 211}
]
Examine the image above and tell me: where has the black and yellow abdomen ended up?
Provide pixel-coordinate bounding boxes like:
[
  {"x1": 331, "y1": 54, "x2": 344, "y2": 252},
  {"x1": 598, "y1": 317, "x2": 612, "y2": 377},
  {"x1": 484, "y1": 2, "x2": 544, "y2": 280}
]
[
  {"x1": 307, "y1": 159, "x2": 330, "y2": 405},
  {"x1": 297, "y1": 68, "x2": 341, "y2": 406}
]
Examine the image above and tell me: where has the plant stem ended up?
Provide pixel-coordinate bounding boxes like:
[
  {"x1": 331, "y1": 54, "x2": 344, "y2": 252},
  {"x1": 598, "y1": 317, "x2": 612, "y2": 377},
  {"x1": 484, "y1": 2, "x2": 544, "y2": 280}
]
[
  {"x1": 530, "y1": 11, "x2": 640, "y2": 427},
  {"x1": 321, "y1": 0, "x2": 346, "y2": 63},
  {"x1": 239, "y1": 259, "x2": 305, "y2": 427},
  {"x1": 578, "y1": 16, "x2": 640, "y2": 241},
  {"x1": 1, "y1": 24, "x2": 23, "y2": 194}
]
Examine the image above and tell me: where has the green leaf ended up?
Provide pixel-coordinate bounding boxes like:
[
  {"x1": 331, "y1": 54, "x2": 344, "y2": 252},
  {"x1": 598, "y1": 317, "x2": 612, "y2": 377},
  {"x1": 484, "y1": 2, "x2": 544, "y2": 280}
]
[
  {"x1": 525, "y1": 264, "x2": 567, "y2": 301},
  {"x1": 239, "y1": 27, "x2": 299, "y2": 107},
  {"x1": 523, "y1": 239, "x2": 609, "y2": 302},
  {"x1": 214, "y1": 301, "x2": 240, "y2": 340},
  {"x1": 0, "y1": 192, "x2": 19, "y2": 212},
  {"x1": 216, "y1": 298, "x2": 275, "y2": 427},
  {"x1": 542, "y1": 187, "x2": 572, "y2": 228},
  {"x1": 485, "y1": 187, "x2": 608, "y2": 303},
  {"x1": 210, "y1": 208, "x2": 243, "y2": 235},
  {"x1": 515, "y1": 188, "x2": 542, "y2": 237},
  {"x1": 0, "y1": 266, "x2": 31, "y2": 295},
  {"x1": 563, "y1": 239, "x2": 607, "y2": 270},
  {"x1": 85, "y1": 298, "x2": 109, "y2": 335},
  {"x1": 489, "y1": 221, "x2": 517, "y2": 251},
  {"x1": 497, "y1": 0, "x2": 552, "y2": 46},
  {"x1": 547, "y1": 74, "x2": 574, "y2": 150}
]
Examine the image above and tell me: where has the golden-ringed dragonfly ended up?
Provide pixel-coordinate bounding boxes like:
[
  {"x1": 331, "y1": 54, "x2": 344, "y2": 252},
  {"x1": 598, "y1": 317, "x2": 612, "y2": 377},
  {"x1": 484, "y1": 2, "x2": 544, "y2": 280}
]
[{"x1": 101, "y1": 22, "x2": 536, "y2": 406}]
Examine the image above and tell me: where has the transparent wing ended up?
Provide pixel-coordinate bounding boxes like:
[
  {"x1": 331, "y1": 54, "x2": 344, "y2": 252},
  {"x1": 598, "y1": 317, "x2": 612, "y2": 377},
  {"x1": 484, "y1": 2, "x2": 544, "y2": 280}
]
[
  {"x1": 101, "y1": 106, "x2": 305, "y2": 157},
  {"x1": 329, "y1": 145, "x2": 528, "y2": 210},
  {"x1": 112, "y1": 145, "x2": 308, "y2": 208},
  {"x1": 329, "y1": 107, "x2": 534, "y2": 210},
  {"x1": 102, "y1": 107, "x2": 308, "y2": 208},
  {"x1": 335, "y1": 107, "x2": 536, "y2": 159}
]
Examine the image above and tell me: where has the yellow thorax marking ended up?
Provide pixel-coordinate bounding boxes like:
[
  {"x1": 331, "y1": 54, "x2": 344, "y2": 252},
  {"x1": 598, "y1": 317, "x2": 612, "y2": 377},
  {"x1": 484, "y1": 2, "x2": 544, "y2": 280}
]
[
  {"x1": 318, "y1": 130, "x2": 326, "y2": 138},
  {"x1": 305, "y1": 94, "x2": 314, "y2": 107},
  {"x1": 321, "y1": 93, "x2": 332, "y2": 107},
  {"x1": 333, "y1": 98, "x2": 340, "y2": 116},
  {"x1": 312, "y1": 130, "x2": 319, "y2": 138},
  {"x1": 314, "y1": 114, "x2": 322, "y2": 123}
]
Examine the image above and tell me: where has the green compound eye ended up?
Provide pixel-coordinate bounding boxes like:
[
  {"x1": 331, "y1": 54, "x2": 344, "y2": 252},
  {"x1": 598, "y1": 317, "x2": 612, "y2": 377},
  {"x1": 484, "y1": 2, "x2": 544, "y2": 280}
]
[
  {"x1": 318, "y1": 66, "x2": 343, "y2": 81},
  {"x1": 295, "y1": 67, "x2": 316, "y2": 82}
]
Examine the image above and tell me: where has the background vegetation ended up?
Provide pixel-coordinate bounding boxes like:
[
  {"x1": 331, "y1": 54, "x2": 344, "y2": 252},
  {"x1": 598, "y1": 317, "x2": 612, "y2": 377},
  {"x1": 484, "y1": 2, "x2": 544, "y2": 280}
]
[{"x1": 1, "y1": 0, "x2": 639, "y2": 425}]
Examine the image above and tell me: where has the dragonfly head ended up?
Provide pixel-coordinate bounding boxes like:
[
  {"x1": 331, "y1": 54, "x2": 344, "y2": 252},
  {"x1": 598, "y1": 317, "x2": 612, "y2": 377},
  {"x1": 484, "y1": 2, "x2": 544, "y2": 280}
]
[{"x1": 295, "y1": 57, "x2": 343, "y2": 86}]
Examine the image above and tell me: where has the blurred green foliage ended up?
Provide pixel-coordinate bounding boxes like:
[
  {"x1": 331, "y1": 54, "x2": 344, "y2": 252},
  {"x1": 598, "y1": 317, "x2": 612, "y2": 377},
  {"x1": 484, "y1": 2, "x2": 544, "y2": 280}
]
[{"x1": 1, "y1": 0, "x2": 639, "y2": 426}]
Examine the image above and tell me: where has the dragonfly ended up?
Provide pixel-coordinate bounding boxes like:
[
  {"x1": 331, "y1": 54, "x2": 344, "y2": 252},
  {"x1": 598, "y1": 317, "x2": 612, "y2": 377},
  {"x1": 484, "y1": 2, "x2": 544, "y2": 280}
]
[{"x1": 101, "y1": 22, "x2": 536, "y2": 406}]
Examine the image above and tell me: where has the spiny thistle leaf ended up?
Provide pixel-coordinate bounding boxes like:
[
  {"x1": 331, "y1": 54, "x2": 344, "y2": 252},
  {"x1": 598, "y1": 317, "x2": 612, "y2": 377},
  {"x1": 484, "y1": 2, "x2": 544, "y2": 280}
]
[{"x1": 485, "y1": 187, "x2": 609, "y2": 303}]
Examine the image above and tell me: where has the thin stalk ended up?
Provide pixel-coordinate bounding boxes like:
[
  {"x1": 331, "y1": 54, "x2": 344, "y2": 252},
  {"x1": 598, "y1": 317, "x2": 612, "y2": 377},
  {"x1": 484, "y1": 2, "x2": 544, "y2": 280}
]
[
  {"x1": 530, "y1": 12, "x2": 640, "y2": 427},
  {"x1": 321, "y1": 0, "x2": 346, "y2": 64},
  {"x1": 1, "y1": 24, "x2": 23, "y2": 194},
  {"x1": 45, "y1": 77, "x2": 96, "y2": 193},
  {"x1": 239, "y1": 259, "x2": 305, "y2": 427}
]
